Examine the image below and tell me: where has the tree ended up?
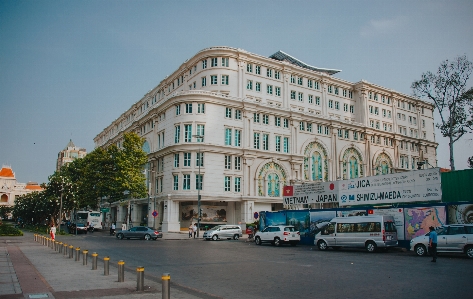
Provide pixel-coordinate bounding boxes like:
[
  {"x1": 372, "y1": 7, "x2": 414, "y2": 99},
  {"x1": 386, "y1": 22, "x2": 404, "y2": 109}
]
[{"x1": 411, "y1": 55, "x2": 473, "y2": 170}]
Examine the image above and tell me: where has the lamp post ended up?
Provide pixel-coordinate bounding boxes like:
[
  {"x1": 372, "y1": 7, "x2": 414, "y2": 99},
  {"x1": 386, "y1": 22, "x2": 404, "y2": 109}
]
[
  {"x1": 58, "y1": 179, "x2": 63, "y2": 233},
  {"x1": 193, "y1": 134, "x2": 204, "y2": 237},
  {"x1": 145, "y1": 166, "x2": 155, "y2": 227},
  {"x1": 123, "y1": 190, "x2": 130, "y2": 229}
]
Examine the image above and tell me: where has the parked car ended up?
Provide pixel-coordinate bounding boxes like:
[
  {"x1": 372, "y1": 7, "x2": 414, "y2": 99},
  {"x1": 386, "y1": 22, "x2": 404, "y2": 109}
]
[
  {"x1": 410, "y1": 224, "x2": 473, "y2": 258},
  {"x1": 203, "y1": 225, "x2": 242, "y2": 241},
  {"x1": 116, "y1": 226, "x2": 162, "y2": 240},
  {"x1": 69, "y1": 223, "x2": 88, "y2": 234},
  {"x1": 254, "y1": 225, "x2": 300, "y2": 246},
  {"x1": 315, "y1": 216, "x2": 398, "y2": 252}
]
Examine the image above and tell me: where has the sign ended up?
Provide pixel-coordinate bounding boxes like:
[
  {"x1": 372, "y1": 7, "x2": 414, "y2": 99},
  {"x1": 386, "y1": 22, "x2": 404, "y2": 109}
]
[
  {"x1": 100, "y1": 208, "x2": 109, "y2": 213},
  {"x1": 152, "y1": 210, "x2": 158, "y2": 218},
  {"x1": 283, "y1": 168, "x2": 442, "y2": 207}
]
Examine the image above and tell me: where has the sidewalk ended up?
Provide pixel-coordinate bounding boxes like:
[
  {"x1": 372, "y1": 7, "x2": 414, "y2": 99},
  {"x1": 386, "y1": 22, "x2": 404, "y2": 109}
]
[{"x1": 0, "y1": 231, "x2": 223, "y2": 299}]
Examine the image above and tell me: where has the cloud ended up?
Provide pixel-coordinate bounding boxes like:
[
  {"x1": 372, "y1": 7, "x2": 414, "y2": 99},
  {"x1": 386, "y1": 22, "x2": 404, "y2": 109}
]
[{"x1": 360, "y1": 16, "x2": 407, "y2": 38}]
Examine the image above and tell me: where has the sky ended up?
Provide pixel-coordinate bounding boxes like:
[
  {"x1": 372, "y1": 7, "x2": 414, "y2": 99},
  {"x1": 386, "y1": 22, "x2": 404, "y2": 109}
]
[{"x1": 1, "y1": 0, "x2": 472, "y2": 184}]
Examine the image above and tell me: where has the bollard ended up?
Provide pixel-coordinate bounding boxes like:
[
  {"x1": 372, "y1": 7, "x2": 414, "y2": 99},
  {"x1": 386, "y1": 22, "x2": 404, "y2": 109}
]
[
  {"x1": 64, "y1": 244, "x2": 68, "y2": 256},
  {"x1": 83, "y1": 250, "x2": 88, "y2": 266},
  {"x1": 92, "y1": 253, "x2": 98, "y2": 270},
  {"x1": 69, "y1": 245, "x2": 74, "y2": 259},
  {"x1": 104, "y1": 257, "x2": 110, "y2": 276},
  {"x1": 118, "y1": 260, "x2": 125, "y2": 282},
  {"x1": 75, "y1": 247, "x2": 80, "y2": 262},
  {"x1": 136, "y1": 267, "x2": 144, "y2": 291},
  {"x1": 162, "y1": 273, "x2": 170, "y2": 299},
  {"x1": 54, "y1": 241, "x2": 57, "y2": 251},
  {"x1": 34, "y1": 234, "x2": 37, "y2": 242},
  {"x1": 47, "y1": 238, "x2": 50, "y2": 248},
  {"x1": 42, "y1": 236, "x2": 45, "y2": 246},
  {"x1": 59, "y1": 242, "x2": 63, "y2": 253}
]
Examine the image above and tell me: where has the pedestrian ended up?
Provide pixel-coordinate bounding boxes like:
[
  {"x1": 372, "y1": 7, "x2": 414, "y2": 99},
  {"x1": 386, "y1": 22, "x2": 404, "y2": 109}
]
[
  {"x1": 50, "y1": 224, "x2": 56, "y2": 241},
  {"x1": 193, "y1": 223, "x2": 197, "y2": 238},
  {"x1": 429, "y1": 226, "x2": 437, "y2": 262},
  {"x1": 110, "y1": 222, "x2": 116, "y2": 235}
]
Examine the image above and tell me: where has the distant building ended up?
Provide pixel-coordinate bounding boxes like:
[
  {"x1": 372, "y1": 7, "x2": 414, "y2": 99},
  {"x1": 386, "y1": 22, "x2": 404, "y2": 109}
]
[
  {"x1": 56, "y1": 139, "x2": 87, "y2": 171},
  {"x1": 0, "y1": 165, "x2": 43, "y2": 216}
]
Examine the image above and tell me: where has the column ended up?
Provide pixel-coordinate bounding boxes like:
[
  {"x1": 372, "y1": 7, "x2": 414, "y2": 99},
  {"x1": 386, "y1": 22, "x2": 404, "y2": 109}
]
[{"x1": 161, "y1": 195, "x2": 180, "y2": 232}]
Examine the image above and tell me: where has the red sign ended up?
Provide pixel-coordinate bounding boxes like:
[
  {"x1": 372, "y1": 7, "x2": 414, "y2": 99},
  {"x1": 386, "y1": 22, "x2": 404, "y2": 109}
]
[
  {"x1": 283, "y1": 186, "x2": 294, "y2": 196},
  {"x1": 152, "y1": 210, "x2": 158, "y2": 218}
]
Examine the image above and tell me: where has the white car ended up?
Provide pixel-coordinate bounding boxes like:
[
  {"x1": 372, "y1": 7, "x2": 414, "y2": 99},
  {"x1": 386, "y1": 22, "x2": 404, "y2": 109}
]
[
  {"x1": 410, "y1": 224, "x2": 473, "y2": 258},
  {"x1": 255, "y1": 225, "x2": 300, "y2": 246}
]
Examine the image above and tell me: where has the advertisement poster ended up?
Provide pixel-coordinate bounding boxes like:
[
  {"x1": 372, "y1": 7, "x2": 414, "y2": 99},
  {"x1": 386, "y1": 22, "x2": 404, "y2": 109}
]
[
  {"x1": 372, "y1": 208, "x2": 405, "y2": 240},
  {"x1": 404, "y1": 206, "x2": 446, "y2": 240},
  {"x1": 181, "y1": 204, "x2": 227, "y2": 222},
  {"x1": 309, "y1": 210, "x2": 337, "y2": 237},
  {"x1": 286, "y1": 210, "x2": 311, "y2": 237},
  {"x1": 448, "y1": 204, "x2": 473, "y2": 224}
]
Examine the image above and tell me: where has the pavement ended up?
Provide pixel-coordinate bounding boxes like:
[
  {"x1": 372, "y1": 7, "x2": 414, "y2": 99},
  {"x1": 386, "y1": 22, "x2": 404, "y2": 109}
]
[{"x1": 0, "y1": 229, "x2": 232, "y2": 299}]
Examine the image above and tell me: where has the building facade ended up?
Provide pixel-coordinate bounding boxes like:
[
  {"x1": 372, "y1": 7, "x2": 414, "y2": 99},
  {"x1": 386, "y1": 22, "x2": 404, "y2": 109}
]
[
  {"x1": 94, "y1": 47, "x2": 437, "y2": 232},
  {"x1": 56, "y1": 139, "x2": 87, "y2": 172}
]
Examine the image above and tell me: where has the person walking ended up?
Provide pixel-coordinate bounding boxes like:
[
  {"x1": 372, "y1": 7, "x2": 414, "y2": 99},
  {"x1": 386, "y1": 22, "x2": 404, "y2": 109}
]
[
  {"x1": 429, "y1": 226, "x2": 437, "y2": 262},
  {"x1": 188, "y1": 224, "x2": 193, "y2": 238},
  {"x1": 193, "y1": 223, "x2": 197, "y2": 238},
  {"x1": 110, "y1": 222, "x2": 116, "y2": 235},
  {"x1": 50, "y1": 224, "x2": 56, "y2": 241}
]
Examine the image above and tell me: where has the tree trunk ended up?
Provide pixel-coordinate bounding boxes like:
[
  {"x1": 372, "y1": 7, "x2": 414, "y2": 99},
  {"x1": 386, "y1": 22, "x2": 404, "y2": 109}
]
[{"x1": 449, "y1": 136, "x2": 455, "y2": 171}]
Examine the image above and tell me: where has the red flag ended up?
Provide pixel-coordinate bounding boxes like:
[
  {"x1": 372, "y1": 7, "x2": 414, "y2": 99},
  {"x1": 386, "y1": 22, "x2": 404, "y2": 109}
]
[{"x1": 283, "y1": 185, "x2": 294, "y2": 196}]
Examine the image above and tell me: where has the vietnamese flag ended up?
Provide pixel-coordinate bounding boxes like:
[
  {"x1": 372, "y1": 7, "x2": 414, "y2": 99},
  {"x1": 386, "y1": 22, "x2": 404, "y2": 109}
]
[{"x1": 283, "y1": 185, "x2": 294, "y2": 196}]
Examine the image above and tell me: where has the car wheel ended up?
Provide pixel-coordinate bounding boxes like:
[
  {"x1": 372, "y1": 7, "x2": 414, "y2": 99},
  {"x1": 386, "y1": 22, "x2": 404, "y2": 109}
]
[
  {"x1": 465, "y1": 246, "x2": 473, "y2": 258},
  {"x1": 233, "y1": 234, "x2": 239, "y2": 240},
  {"x1": 144, "y1": 234, "x2": 151, "y2": 241},
  {"x1": 117, "y1": 233, "x2": 124, "y2": 240},
  {"x1": 212, "y1": 235, "x2": 218, "y2": 241},
  {"x1": 255, "y1": 237, "x2": 262, "y2": 245},
  {"x1": 317, "y1": 240, "x2": 328, "y2": 251},
  {"x1": 366, "y1": 241, "x2": 377, "y2": 253},
  {"x1": 274, "y1": 237, "x2": 281, "y2": 246},
  {"x1": 414, "y1": 244, "x2": 427, "y2": 256}
]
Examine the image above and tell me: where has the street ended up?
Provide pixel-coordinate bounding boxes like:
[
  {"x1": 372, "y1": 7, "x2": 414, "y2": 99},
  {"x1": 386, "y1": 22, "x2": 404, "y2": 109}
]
[{"x1": 57, "y1": 231, "x2": 473, "y2": 299}]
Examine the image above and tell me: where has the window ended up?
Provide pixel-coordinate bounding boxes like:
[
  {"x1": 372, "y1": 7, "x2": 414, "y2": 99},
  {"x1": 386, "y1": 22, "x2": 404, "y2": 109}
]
[
  {"x1": 353, "y1": 131, "x2": 358, "y2": 140},
  {"x1": 324, "y1": 126, "x2": 330, "y2": 135},
  {"x1": 202, "y1": 77, "x2": 206, "y2": 86},
  {"x1": 307, "y1": 123, "x2": 312, "y2": 132},
  {"x1": 225, "y1": 107, "x2": 232, "y2": 118},
  {"x1": 253, "y1": 132, "x2": 260, "y2": 149},
  {"x1": 376, "y1": 121, "x2": 380, "y2": 129},
  {"x1": 298, "y1": 92, "x2": 303, "y2": 102},
  {"x1": 234, "y1": 156, "x2": 241, "y2": 170},
  {"x1": 234, "y1": 177, "x2": 241, "y2": 192},
  {"x1": 254, "y1": 113, "x2": 260, "y2": 123},
  {"x1": 267, "y1": 68, "x2": 272, "y2": 77},
  {"x1": 344, "y1": 130, "x2": 349, "y2": 139},
  {"x1": 225, "y1": 155, "x2": 232, "y2": 169},
  {"x1": 275, "y1": 71, "x2": 280, "y2": 79},
  {"x1": 196, "y1": 124, "x2": 204, "y2": 141},
  {"x1": 196, "y1": 152, "x2": 203, "y2": 167},
  {"x1": 343, "y1": 103, "x2": 348, "y2": 112},
  {"x1": 174, "y1": 125, "x2": 180, "y2": 143},
  {"x1": 224, "y1": 176, "x2": 231, "y2": 191},
  {"x1": 370, "y1": 120, "x2": 374, "y2": 128},
  {"x1": 225, "y1": 128, "x2": 232, "y2": 145},
  {"x1": 198, "y1": 103, "x2": 205, "y2": 114},
  {"x1": 374, "y1": 107, "x2": 379, "y2": 115},
  {"x1": 275, "y1": 86, "x2": 281, "y2": 96},
  {"x1": 211, "y1": 75, "x2": 218, "y2": 85},
  {"x1": 173, "y1": 175, "x2": 179, "y2": 190},
  {"x1": 307, "y1": 79, "x2": 313, "y2": 88},
  {"x1": 283, "y1": 118, "x2": 289, "y2": 128},
  {"x1": 183, "y1": 174, "x2": 190, "y2": 190},
  {"x1": 255, "y1": 82, "x2": 261, "y2": 92},
  {"x1": 422, "y1": 119, "x2": 425, "y2": 128},
  {"x1": 328, "y1": 100, "x2": 333, "y2": 109},
  {"x1": 290, "y1": 90, "x2": 296, "y2": 100},
  {"x1": 275, "y1": 136, "x2": 281, "y2": 152},
  {"x1": 247, "y1": 63, "x2": 252, "y2": 72},
  {"x1": 211, "y1": 57, "x2": 218, "y2": 67},
  {"x1": 283, "y1": 137, "x2": 289, "y2": 153},
  {"x1": 334, "y1": 87, "x2": 339, "y2": 95},
  {"x1": 247, "y1": 80, "x2": 253, "y2": 90},
  {"x1": 184, "y1": 152, "x2": 191, "y2": 167},
  {"x1": 317, "y1": 124, "x2": 322, "y2": 134},
  {"x1": 275, "y1": 117, "x2": 281, "y2": 127},
  {"x1": 387, "y1": 110, "x2": 391, "y2": 118},
  {"x1": 328, "y1": 85, "x2": 333, "y2": 93},
  {"x1": 297, "y1": 77, "x2": 303, "y2": 85},
  {"x1": 222, "y1": 57, "x2": 229, "y2": 67},
  {"x1": 337, "y1": 129, "x2": 343, "y2": 138},
  {"x1": 300, "y1": 122, "x2": 305, "y2": 131},
  {"x1": 343, "y1": 89, "x2": 347, "y2": 97},
  {"x1": 267, "y1": 84, "x2": 273, "y2": 95},
  {"x1": 263, "y1": 114, "x2": 269, "y2": 124},
  {"x1": 350, "y1": 105, "x2": 354, "y2": 113},
  {"x1": 235, "y1": 129, "x2": 241, "y2": 146},
  {"x1": 314, "y1": 81, "x2": 319, "y2": 90},
  {"x1": 382, "y1": 109, "x2": 386, "y2": 118},
  {"x1": 221, "y1": 75, "x2": 229, "y2": 85},
  {"x1": 186, "y1": 103, "x2": 193, "y2": 114},
  {"x1": 255, "y1": 65, "x2": 261, "y2": 75},
  {"x1": 174, "y1": 153, "x2": 179, "y2": 167},
  {"x1": 235, "y1": 109, "x2": 242, "y2": 120},
  {"x1": 290, "y1": 75, "x2": 295, "y2": 83},
  {"x1": 263, "y1": 134, "x2": 269, "y2": 150},
  {"x1": 316, "y1": 96, "x2": 321, "y2": 105},
  {"x1": 196, "y1": 174, "x2": 203, "y2": 190},
  {"x1": 308, "y1": 95, "x2": 313, "y2": 104},
  {"x1": 175, "y1": 104, "x2": 181, "y2": 115},
  {"x1": 335, "y1": 101, "x2": 340, "y2": 110},
  {"x1": 184, "y1": 124, "x2": 192, "y2": 142},
  {"x1": 202, "y1": 60, "x2": 207, "y2": 69}
]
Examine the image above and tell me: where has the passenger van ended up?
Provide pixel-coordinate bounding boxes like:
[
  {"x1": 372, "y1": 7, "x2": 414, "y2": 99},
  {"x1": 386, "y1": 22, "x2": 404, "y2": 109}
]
[
  {"x1": 314, "y1": 216, "x2": 398, "y2": 252},
  {"x1": 202, "y1": 225, "x2": 242, "y2": 241}
]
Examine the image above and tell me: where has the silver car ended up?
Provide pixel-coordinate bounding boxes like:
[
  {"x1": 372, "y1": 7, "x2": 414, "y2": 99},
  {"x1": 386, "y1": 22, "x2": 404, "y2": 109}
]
[
  {"x1": 203, "y1": 225, "x2": 242, "y2": 241},
  {"x1": 410, "y1": 224, "x2": 473, "y2": 258},
  {"x1": 116, "y1": 226, "x2": 163, "y2": 240}
]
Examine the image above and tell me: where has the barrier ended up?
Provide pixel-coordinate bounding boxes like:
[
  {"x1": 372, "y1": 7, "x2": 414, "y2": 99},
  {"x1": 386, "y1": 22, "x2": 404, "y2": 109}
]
[
  {"x1": 59, "y1": 242, "x2": 63, "y2": 253},
  {"x1": 136, "y1": 267, "x2": 144, "y2": 291},
  {"x1": 118, "y1": 260, "x2": 125, "y2": 282},
  {"x1": 75, "y1": 247, "x2": 80, "y2": 262},
  {"x1": 63, "y1": 243, "x2": 68, "y2": 256},
  {"x1": 92, "y1": 253, "x2": 98, "y2": 270},
  {"x1": 83, "y1": 250, "x2": 88, "y2": 265},
  {"x1": 162, "y1": 273, "x2": 170, "y2": 299},
  {"x1": 104, "y1": 257, "x2": 110, "y2": 275},
  {"x1": 69, "y1": 245, "x2": 73, "y2": 259}
]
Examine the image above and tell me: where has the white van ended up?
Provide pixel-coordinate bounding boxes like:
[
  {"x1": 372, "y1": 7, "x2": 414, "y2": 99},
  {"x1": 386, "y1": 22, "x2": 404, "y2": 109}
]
[{"x1": 314, "y1": 216, "x2": 398, "y2": 252}]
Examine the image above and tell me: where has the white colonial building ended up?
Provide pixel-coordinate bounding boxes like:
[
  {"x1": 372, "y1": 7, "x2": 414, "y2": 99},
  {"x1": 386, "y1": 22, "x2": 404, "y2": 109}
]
[
  {"x1": 56, "y1": 139, "x2": 87, "y2": 172},
  {"x1": 94, "y1": 47, "x2": 437, "y2": 232}
]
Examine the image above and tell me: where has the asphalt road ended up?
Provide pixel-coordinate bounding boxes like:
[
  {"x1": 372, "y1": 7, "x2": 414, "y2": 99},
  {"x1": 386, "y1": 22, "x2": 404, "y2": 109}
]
[{"x1": 58, "y1": 231, "x2": 473, "y2": 299}]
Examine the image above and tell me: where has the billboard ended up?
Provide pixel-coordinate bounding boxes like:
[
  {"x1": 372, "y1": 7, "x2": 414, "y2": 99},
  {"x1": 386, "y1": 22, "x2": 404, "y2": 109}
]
[{"x1": 283, "y1": 168, "x2": 442, "y2": 207}]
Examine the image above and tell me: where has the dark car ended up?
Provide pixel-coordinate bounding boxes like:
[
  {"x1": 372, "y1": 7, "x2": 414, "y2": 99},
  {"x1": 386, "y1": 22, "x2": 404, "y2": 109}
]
[
  {"x1": 116, "y1": 226, "x2": 162, "y2": 240},
  {"x1": 69, "y1": 223, "x2": 88, "y2": 234}
]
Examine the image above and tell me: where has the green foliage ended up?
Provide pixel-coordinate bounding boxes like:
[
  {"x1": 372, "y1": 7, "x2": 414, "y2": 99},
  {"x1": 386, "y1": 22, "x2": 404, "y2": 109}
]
[
  {"x1": 0, "y1": 223, "x2": 23, "y2": 236},
  {"x1": 0, "y1": 206, "x2": 12, "y2": 219}
]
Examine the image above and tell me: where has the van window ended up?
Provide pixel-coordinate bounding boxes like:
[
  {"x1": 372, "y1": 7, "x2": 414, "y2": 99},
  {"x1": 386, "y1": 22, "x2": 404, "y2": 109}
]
[
  {"x1": 338, "y1": 222, "x2": 381, "y2": 233},
  {"x1": 321, "y1": 223, "x2": 335, "y2": 235},
  {"x1": 465, "y1": 226, "x2": 473, "y2": 234},
  {"x1": 384, "y1": 222, "x2": 397, "y2": 232}
]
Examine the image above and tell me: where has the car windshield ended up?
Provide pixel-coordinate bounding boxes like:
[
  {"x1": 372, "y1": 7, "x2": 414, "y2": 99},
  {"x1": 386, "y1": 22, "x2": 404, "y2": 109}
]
[{"x1": 76, "y1": 224, "x2": 85, "y2": 227}]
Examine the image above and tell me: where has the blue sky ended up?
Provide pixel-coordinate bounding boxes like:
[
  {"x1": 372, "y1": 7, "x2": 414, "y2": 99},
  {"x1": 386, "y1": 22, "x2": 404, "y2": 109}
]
[{"x1": 1, "y1": 0, "x2": 472, "y2": 184}]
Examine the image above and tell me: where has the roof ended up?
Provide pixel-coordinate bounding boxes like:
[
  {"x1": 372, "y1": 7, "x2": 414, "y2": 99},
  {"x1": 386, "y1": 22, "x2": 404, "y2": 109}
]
[
  {"x1": 269, "y1": 50, "x2": 341, "y2": 75},
  {"x1": 0, "y1": 167, "x2": 15, "y2": 178},
  {"x1": 25, "y1": 183, "x2": 43, "y2": 191}
]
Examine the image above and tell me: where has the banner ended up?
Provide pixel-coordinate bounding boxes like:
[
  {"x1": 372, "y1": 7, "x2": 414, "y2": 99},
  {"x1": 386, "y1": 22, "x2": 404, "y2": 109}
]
[{"x1": 283, "y1": 181, "x2": 339, "y2": 205}]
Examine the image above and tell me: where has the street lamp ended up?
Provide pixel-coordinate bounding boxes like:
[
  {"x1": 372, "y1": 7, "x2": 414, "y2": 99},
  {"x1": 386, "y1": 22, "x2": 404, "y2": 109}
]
[
  {"x1": 193, "y1": 134, "x2": 204, "y2": 237},
  {"x1": 144, "y1": 167, "x2": 155, "y2": 227},
  {"x1": 123, "y1": 190, "x2": 130, "y2": 229}
]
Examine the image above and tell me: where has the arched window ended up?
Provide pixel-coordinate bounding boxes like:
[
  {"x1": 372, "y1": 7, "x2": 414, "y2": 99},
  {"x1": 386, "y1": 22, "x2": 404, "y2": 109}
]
[
  {"x1": 267, "y1": 173, "x2": 280, "y2": 197},
  {"x1": 304, "y1": 142, "x2": 328, "y2": 181},
  {"x1": 349, "y1": 156, "x2": 359, "y2": 179},
  {"x1": 342, "y1": 147, "x2": 364, "y2": 179},
  {"x1": 311, "y1": 152, "x2": 323, "y2": 181},
  {"x1": 374, "y1": 153, "x2": 393, "y2": 175}
]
